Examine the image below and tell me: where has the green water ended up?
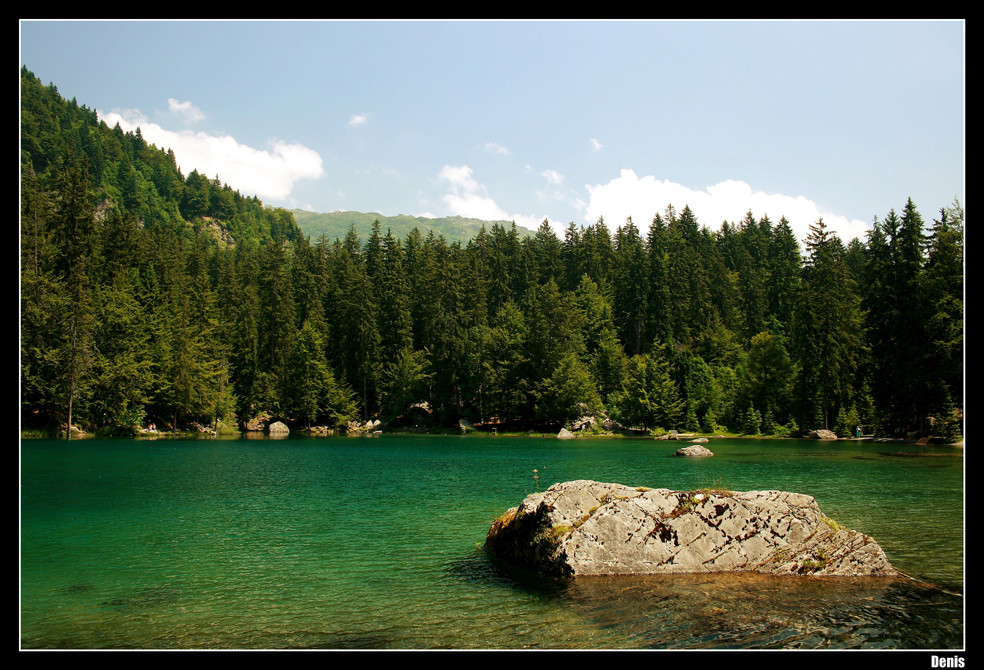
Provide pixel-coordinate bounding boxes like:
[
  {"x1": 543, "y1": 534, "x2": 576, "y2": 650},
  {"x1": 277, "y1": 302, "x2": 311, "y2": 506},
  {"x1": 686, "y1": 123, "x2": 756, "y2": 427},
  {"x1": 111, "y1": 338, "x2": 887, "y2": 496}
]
[{"x1": 20, "y1": 435, "x2": 964, "y2": 649}]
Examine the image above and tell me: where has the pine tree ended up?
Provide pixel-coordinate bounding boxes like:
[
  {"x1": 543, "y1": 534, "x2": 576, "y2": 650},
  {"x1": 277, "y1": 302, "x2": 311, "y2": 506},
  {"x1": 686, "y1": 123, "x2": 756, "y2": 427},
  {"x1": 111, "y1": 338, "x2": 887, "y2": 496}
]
[
  {"x1": 735, "y1": 330, "x2": 795, "y2": 426},
  {"x1": 330, "y1": 240, "x2": 378, "y2": 419},
  {"x1": 376, "y1": 228, "x2": 415, "y2": 363},
  {"x1": 613, "y1": 217, "x2": 649, "y2": 356},
  {"x1": 532, "y1": 218, "x2": 563, "y2": 286},
  {"x1": 20, "y1": 164, "x2": 70, "y2": 429},
  {"x1": 49, "y1": 152, "x2": 97, "y2": 437},
  {"x1": 228, "y1": 239, "x2": 263, "y2": 424},
  {"x1": 791, "y1": 219, "x2": 864, "y2": 431},
  {"x1": 610, "y1": 341, "x2": 683, "y2": 431},
  {"x1": 921, "y1": 200, "x2": 964, "y2": 435},
  {"x1": 378, "y1": 346, "x2": 433, "y2": 421},
  {"x1": 483, "y1": 301, "x2": 530, "y2": 425},
  {"x1": 535, "y1": 351, "x2": 604, "y2": 426},
  {"x1": 766, "y1": 216, "x2": 801, "y2": 333}
]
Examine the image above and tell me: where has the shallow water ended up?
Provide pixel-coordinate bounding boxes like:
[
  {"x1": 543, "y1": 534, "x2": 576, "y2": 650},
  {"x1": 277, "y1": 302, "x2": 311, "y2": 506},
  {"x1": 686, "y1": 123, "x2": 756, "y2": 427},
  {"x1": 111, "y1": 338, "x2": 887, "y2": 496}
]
[{"x1": 20, "y1": 435, "x2": 964, "y2": 649}]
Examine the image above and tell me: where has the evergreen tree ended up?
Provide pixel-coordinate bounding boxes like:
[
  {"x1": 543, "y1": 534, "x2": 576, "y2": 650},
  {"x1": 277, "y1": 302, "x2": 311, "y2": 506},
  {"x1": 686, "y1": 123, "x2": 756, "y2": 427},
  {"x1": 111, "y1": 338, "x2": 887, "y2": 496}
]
[
  {"x1": 791, "y1": 219, "x2": 864, "y2": 430},
  {"x1": 49, "y1": 153, "x2": 97, "y2": 437},
  {"x1": 532, "y1": 218, "x2": 563, "y2": 286},
  {"x1": 228, "y1": 239, "x2": 263, "y2": 424},
  {"x1": 378, "y1": 347, "x2": 433, "y2": 421},
  {"x1": 536, "y1": 351, "x2": 604, "y2": 426},
  {"x1": 21, "y1": 165, "x2": 70, "y2": 428},
  {"x1": 921, "y1": 200, "x2": 964, "y2": 436},
  {"x1": 482, "y1": 301, "x2": 530, "y2": 425},
  {"x1": 330, "y1": 240, "x2": 378, "y2": 419},
  {"x1": 645, "y1": 214, "x2": 672, "y2": 346},
  {"x1": 735, "y1": 330, "x2": 796, "y2": 426},
  {"x1": 610, "y1": 341, "x2": 683, "y2": 431},
  {"x1": 287, "y1": 318, "x2": 335, "y2": 427},
  {"x1": 766, "y1": 216, "x2": 802, "y2": 333},
  {"x1": 613, "y1": 217, "x2": 649, "y2": 356},
  {"x1": 376, "y1": 228, "x2": 415, "y2": 363}
]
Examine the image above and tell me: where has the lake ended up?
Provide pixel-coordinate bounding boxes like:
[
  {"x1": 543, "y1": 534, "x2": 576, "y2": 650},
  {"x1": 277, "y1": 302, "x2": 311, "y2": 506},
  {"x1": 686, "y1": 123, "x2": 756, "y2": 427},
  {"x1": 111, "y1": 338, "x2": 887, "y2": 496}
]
[{"x1": 20, "y1": 434, "x2": 964, "y2": 649}]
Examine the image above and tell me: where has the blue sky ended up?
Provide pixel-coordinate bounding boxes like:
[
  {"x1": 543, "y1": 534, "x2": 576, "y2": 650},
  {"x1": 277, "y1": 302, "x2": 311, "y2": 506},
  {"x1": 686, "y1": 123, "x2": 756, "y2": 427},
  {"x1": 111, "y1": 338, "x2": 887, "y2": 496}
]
[{"x1": 20, "y1": 19, "x2": 964, "y2": 245}]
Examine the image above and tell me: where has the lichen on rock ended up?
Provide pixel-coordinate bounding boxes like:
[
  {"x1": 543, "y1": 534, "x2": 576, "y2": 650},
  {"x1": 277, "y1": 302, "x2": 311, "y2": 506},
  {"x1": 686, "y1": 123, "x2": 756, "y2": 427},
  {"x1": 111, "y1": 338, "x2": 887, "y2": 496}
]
[{"x1": 484, "y1": 480, "x2": 897, "y2": 578}]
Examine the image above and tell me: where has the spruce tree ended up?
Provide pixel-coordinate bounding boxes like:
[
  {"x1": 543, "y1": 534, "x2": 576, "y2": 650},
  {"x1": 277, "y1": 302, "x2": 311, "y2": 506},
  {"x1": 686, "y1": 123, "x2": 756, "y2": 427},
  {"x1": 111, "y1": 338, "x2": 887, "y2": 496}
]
[
  {"x1": 50, "y1": 153, "x2": 97, "y2": 437},
  {"x1": 791, "y1": 219, "x2": 863, "y2": 431}
]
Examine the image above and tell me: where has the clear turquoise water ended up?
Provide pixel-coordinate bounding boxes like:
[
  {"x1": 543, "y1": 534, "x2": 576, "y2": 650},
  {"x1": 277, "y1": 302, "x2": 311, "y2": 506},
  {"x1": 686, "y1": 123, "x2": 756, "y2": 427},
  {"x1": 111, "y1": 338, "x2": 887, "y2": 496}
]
[{"x1": 20, "y1": 435, "x2": 964, "y2": 649}]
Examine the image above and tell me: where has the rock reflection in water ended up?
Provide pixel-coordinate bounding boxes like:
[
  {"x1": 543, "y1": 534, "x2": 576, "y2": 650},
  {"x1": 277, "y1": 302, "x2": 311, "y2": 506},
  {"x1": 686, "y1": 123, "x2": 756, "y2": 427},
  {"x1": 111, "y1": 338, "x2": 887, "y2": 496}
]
[{"x1": 552, "y1": 572, "x2": 962, "y2": 649}]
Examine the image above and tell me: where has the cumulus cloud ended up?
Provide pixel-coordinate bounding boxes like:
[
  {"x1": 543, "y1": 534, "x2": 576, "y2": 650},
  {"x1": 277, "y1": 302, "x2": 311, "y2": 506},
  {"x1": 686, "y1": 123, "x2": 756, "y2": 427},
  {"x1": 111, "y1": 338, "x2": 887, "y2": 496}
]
[
  {"x1": 436, "y1": 164, "x2": 546, "y2": 230},
  {"x1": 348, "y1": 113, "x2": 368, "y2": 127},
  {"x1": 167, "y1": 98, "x2": 205, "y2": 123},
  {"x1": 437, "y1": 164, "x2": 509, "y2": 221},
  {"x1": 584, "y1": 169, "x2": 871, "y2": 246},
  {"x1": 98, "y1": 107, "x2": 324, "y2": 203}
]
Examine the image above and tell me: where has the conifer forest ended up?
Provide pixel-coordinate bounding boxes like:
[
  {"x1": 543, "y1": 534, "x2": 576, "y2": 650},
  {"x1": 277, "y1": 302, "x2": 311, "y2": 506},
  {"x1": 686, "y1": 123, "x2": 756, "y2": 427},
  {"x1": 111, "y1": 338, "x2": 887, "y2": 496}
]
[{"x1": 19, "y1": 67, "x2": 964, "y2": 441}]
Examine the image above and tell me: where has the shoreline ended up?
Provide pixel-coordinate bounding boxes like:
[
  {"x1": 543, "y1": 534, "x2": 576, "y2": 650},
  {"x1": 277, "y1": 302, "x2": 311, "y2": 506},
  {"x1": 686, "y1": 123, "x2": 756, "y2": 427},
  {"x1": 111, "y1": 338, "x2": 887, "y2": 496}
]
[{"x1": 19, "y1": 427, "x2": 964, "y2": 448}]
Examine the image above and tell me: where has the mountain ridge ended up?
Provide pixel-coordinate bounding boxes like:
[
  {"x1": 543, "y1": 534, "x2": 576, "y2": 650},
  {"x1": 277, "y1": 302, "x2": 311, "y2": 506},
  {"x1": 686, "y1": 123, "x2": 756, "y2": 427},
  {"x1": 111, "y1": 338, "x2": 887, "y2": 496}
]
[{"x1": 291, "y1": 208, "x2": 536, "y2": 243}]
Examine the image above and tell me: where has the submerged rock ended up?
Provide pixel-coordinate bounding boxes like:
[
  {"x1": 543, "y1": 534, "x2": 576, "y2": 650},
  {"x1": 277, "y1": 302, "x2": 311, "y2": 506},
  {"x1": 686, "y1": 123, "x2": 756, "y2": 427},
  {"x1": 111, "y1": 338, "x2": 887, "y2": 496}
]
[{"x1": 485, "y1": 480, "x2": 897, "y2": 578}]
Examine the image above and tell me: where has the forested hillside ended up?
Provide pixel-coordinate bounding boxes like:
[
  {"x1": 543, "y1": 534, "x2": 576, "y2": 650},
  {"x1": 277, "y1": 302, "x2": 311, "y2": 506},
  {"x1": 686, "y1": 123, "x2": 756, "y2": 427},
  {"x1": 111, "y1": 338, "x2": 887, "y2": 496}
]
[
  {"x1": 291, "y1": 209, "x2": 529, "y2": 245},
  {"x1": 20, "y1": 66, "x2": 964, "y2": 441}
]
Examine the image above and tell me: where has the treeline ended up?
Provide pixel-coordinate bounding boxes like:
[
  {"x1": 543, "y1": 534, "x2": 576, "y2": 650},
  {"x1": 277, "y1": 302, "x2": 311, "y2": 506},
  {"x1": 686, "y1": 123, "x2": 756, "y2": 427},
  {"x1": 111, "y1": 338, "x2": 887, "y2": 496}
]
[{"x1": 20, "y1": 67, "x2": 964, "y2": 440}]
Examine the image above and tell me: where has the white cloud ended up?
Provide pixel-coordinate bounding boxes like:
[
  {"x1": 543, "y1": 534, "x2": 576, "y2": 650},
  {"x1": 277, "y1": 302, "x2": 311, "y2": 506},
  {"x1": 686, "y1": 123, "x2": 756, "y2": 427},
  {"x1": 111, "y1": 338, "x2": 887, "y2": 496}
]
[
  {"x1": 542, "y1": 169, "x2": 564, "y2": 186},
  {"x1": 99, "y1": 108, "x2": 324, "y2": 202},
  {"x1": 584, "y1": 169, "x2": 871, "y2": 246},
  {"x1": 437, "y1": 164, "x2": 509, "y2": 221},
  {"x1": 348, "y1": 113, "x2": 368, "y2": 127},
  {"x1": 436, "y1": 164, "x2": 547, "y2": 230},
  {"x1": 589, "y1": 138, "x2": 603, "y2": 152},
  {"x1": 167, "y1": 98, "x2": 205, "y2": 123},
  {"x1": 438, "y1": 164, "x2": 481, "y2": 193},
  {"x1": 484, "y1": 141, "x2": 511, "y2": 155}
]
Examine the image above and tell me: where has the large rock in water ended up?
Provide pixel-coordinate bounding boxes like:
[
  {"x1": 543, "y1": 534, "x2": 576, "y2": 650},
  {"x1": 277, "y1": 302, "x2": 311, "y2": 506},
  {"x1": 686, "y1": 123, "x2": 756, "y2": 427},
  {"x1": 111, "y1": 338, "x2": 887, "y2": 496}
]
[
  {"x1": 267, "y1": 421, "x2": 289, "y2": 435},
  {"x1": 485, "y1": 480, "x2": 896, "y2": 578},
  {"x1": 674, "y1": 445, "x2": 713, "y2": 457}
]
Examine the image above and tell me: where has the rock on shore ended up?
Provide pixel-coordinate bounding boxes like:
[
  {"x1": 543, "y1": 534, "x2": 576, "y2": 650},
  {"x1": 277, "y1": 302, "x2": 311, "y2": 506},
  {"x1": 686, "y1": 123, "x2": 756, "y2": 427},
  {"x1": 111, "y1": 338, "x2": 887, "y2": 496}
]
[{"x1": 485, "y1": 480, "x2": 896, "y2": 578}]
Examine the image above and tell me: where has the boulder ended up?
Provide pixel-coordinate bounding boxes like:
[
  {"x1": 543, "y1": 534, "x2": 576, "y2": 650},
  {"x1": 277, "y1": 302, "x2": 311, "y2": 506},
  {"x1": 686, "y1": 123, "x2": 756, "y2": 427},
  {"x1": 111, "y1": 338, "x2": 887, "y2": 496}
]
[
  {"x1": 267, "y1": 421, "x2": 289, "y2": 435},
  {"x1": 690, "y1": 437, "x2": 709, "y2": 443},
  {"x1": 674, "y1": 445, "x2": 714, "y2": 457},
  {"x1": 557, "y1": 428, "x2": 576, "y2": 439},
  {"x1": 459, "y1": 419, "x2": 476, "y2": 434},
  {"x1": 485, "y1": 480, "x2": 896, "y2": 578},
  {"x1": 808, "y1": 429, "x2": 838, "y2": 440}
]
